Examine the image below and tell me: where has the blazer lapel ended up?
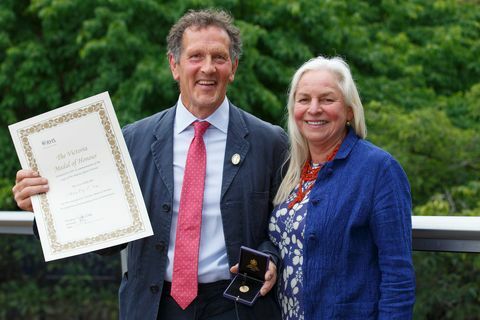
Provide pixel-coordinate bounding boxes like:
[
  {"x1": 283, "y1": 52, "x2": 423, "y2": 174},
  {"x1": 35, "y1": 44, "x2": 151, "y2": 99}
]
[
  {"x1": 221, "y1": 104, "x2": 249, "y2": 199},
  {"x1": 151, "y1": 107, "x2": 176, "y2": 197}
]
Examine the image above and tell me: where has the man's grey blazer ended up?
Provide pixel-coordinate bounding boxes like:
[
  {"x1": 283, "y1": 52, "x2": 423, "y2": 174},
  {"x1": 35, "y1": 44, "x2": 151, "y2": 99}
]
[{"x1": 116, "y1": 103, "x2": 288, "y2": 319}]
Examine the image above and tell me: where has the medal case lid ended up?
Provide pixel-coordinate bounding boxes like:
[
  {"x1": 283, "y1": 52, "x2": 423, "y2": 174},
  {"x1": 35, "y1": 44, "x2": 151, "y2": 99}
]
[{"x1": 223, "y1": 246, "x2": 270, "y2": 306}]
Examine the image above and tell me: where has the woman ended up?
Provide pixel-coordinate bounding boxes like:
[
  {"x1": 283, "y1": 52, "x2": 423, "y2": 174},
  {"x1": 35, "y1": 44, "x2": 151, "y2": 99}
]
[{"x1": 269, "y1": 56, "x2": 415, "y2": 320}]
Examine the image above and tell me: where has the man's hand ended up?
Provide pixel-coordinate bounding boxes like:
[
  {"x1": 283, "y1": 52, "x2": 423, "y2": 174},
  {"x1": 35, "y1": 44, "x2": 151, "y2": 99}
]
[
  {"x1": 229, "y1": 260, "x2": 277, "y2": 296},
  {"x1": 12, "y1": 169, "x2": 49, "y2": 212}
]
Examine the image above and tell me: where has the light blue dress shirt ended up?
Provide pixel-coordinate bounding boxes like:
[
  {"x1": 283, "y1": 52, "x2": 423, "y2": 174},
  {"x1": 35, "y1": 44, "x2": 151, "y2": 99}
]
[{"x1": 164, "y1": 96, "x2": 230, "y2": 283}]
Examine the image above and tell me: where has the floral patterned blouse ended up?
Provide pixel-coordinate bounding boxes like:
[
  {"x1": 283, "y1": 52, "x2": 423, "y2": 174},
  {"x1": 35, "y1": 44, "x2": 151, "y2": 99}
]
[{"x1": 269, "y1": 175, "x2": 317, "y2": 320}]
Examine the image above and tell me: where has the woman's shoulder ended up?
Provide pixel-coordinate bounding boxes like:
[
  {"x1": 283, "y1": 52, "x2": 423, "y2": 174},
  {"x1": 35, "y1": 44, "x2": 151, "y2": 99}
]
[
  {"x1": 351, "y1": 138, "x2": 410, "y2": 187},
  {"x1": 353, "y1": 138, "x2": 398, "y2": 165}
]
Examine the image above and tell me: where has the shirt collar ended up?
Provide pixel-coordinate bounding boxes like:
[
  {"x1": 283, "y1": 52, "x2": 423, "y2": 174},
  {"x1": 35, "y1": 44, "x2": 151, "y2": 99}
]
[{"x1": 174, "y1": 96, "x2": 230, "y2": 134}]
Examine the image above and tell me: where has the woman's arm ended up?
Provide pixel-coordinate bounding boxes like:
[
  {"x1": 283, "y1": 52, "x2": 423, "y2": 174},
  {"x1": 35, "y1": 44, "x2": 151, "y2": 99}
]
[{"x1": 370, "y1": 157, "x2": 416, "y2": 319}]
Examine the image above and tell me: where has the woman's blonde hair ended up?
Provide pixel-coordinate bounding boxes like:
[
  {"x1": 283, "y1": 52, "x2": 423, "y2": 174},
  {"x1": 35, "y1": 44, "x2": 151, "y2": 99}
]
[{"x1": 273, "y1": 56, "x2": 367, "y2": 205}]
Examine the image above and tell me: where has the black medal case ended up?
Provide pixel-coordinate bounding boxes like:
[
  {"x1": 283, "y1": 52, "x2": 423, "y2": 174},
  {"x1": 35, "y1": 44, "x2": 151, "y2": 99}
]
[{"x1": 223, "y1": 246, "x2": 270, "y2": 306}]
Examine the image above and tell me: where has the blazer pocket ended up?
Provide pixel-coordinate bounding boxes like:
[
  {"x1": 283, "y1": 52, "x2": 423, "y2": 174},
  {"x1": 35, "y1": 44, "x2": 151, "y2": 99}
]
[
  {"x1": 333, "y1": 302, "x2": 377, "y2": 319},
  {"x1": 248, "y1": 191, "x2": 269, "y2": 242},
  {"x1": 250, "y1": 191, "x2": 269, "y2": 200},
  {"x1": 249, "y1": 191, "x2": 269, "y2": 217}
]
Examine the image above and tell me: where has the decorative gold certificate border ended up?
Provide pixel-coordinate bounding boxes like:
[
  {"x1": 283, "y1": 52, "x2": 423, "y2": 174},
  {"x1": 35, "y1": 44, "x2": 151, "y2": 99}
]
[{"x1": 17, "y1": 101, "x2": 144, "y2": 253}]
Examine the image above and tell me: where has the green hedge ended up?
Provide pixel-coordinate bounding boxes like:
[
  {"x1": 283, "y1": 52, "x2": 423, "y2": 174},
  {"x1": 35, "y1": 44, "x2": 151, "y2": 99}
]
[{"x1": 0, "y1": 235, "x2": 119, "y2": 320}]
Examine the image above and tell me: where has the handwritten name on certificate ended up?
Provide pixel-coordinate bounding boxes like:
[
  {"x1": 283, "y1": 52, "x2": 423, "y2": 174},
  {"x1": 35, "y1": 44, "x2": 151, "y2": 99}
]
[{"x1": 9, "y1": 92, "x2": 153, "y2": 261}]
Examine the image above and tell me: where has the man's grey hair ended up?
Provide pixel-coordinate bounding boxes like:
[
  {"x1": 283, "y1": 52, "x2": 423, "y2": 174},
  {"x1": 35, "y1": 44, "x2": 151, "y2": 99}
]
[{"x1": 167, "y1": 9, "x2": 242, "y2": 63}]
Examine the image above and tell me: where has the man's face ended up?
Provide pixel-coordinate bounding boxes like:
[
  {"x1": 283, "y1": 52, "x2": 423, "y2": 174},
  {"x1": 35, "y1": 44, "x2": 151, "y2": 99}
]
[{"x1": 169, "y1": 26, "x2": 238, "y2": 118}]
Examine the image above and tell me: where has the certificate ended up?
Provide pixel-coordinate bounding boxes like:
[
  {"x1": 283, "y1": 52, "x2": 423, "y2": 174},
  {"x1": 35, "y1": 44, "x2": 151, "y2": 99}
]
[{"x1": 9, "y1": 92, "x2": 153, "y2": 261}]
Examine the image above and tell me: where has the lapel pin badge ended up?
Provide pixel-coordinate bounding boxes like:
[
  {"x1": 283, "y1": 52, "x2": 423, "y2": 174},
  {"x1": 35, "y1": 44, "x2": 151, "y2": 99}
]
[{"x1": 231, "y1": 153, "x2": 241, "y2": 165}]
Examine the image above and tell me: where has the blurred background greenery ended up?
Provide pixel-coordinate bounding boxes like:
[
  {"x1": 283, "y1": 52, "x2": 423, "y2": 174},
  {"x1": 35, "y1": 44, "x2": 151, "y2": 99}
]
[{"x1": 1, "y1": 0, "x2": 479, "y2": 319}]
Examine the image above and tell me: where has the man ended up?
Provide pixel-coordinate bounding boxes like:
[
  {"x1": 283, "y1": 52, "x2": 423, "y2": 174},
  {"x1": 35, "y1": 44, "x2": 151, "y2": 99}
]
[{"x1": 12, "y1": 9, "x2": 287, "y2": 320}]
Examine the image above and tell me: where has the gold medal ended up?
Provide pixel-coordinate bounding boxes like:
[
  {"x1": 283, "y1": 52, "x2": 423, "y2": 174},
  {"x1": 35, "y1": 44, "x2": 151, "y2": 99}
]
[{"x1": 239, "y1": 285, "x2": 250, "y2": 293}]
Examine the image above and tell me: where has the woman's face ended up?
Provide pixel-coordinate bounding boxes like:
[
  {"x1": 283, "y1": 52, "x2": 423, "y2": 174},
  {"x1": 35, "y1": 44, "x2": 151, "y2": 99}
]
[{"x1": 293, "y1": 69, "x2": 353, "y2": 152}]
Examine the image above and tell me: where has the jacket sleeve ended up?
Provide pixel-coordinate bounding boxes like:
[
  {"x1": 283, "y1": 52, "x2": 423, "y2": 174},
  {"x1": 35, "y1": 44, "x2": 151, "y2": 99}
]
[
  {"x1": 369, "y1": 157, "x2": 416, "y2": 319},
  {"x1": 258, "y1": 126, "x2": 289, "y2": 267}
]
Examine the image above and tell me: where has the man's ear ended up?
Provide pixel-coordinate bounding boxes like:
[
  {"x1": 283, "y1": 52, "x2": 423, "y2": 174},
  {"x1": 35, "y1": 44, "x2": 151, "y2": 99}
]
[
  {"x1": 228, "y1": 58, "x2": 239, "y2": 83},
  {"x1": 168, "y1": 53, "x2": 180, "y2": 81}
]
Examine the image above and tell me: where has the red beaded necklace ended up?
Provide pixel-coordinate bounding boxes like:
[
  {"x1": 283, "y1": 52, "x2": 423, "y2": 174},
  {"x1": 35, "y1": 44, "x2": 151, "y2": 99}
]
[{"x1": 288, "y1": 144, "x2": 340, "y2": 209}]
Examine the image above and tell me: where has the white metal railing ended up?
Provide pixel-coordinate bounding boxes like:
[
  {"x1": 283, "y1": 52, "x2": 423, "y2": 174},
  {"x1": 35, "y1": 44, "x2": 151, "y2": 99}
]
[
  {"x1": 412, "y1": 216, "x2": 480, "y2": 253},
  {"x1": 0, "y1": 211, "x2": 34, "y2": 234},
  {"x1": 0, "y1": 211, "x2": 128, "y2": 270},
  {"x1": 1, "y1": 212, "x2": 480, "y2": 254}
]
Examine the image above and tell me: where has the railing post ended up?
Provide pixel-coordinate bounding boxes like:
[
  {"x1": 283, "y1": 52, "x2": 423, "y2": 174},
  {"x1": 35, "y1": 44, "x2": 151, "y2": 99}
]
[{"x1": 120, "y1": 248, "x2": 128, "y2": 275}]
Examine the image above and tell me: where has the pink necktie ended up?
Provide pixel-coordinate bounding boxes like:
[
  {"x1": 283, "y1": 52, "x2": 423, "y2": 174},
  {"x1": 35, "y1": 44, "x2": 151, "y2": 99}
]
[{"x1": 171, "y1": 121, "x2": 210, "y2": 310}]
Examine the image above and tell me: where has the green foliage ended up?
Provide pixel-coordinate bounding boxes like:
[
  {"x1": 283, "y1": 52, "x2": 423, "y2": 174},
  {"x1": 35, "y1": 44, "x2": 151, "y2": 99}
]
[
  {"x1": 414, "y1": 251, "x2": 480, "y2": 320},
  {"x1": 1, "y1": 0, "x2": 480, "y2": 319},
  {"x1": 0, "y1": 179, "x2": 15, "y2": 210},
  {"x1": 414, "y1": 181, "x2": 480, "y2": 319},
  {"x1": 0, "y1": 235, "x2": 119, "y2": 319},
  {"x1": 367, "y1": 102, "x2": 480, "y2": 204},
  {"x1": 415, "y1": 181, "x2": 480, "y2": 217}
]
